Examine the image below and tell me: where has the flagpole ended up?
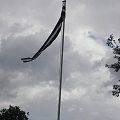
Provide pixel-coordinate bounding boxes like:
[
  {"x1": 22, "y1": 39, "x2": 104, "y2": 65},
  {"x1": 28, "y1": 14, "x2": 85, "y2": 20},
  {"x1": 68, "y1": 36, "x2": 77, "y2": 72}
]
[{"x1": 57, "y1": 1, "x2": 66, "y2": 120}]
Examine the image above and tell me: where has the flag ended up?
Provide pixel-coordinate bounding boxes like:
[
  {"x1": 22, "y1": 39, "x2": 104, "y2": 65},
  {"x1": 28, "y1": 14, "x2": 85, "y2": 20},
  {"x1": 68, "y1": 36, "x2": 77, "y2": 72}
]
[{"x1": 21, "y1": 1, "x2": 66, "y2": 62}]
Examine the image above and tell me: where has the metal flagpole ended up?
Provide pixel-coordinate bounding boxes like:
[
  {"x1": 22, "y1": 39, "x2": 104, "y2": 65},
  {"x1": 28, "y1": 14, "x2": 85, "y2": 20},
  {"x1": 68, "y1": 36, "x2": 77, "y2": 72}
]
[{"x1": 57, "y1": 1, "x2": 66, "y2": 120}]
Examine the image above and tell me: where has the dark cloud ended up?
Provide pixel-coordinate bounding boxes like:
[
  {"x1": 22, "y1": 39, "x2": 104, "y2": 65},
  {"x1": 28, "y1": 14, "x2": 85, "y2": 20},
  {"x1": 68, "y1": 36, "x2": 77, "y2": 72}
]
[
  {"x1": 0, "y1": 0, "x2": 120, "y2": 120},
  {"x1": 0, "y1": 28, "x2": 88, "y2": 81}
]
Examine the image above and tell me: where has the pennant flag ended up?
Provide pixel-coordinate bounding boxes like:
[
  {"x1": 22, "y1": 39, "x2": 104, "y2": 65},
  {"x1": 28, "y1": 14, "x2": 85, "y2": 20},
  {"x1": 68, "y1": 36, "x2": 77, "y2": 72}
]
[{"x1": 21, "y1": 1, "x2": 66, "y2": 62}]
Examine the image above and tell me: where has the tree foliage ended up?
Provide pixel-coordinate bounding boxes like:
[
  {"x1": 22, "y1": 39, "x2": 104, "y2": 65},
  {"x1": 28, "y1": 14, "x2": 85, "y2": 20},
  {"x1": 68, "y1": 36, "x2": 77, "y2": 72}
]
[
  {"x1": 112, "y1": 83, "x2": 120, "y2": 97},
  {"x1": 105, "y1": 34, "x2": 120, "y2": 72},
  {"x1": 0, "y1": 105, "x2": 30, "y2": 120},
  {"x1": 105, "y1": 35, "x2": 120, "y2": 97}
]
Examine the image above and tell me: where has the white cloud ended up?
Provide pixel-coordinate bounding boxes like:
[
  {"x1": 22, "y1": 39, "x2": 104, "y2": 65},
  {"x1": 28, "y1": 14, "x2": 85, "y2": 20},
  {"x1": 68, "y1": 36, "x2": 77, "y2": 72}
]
[
  {"x1": 68, "y1": 105, "x2": 76, "y2": 112},
  {"x1": 62, "y1": 87, "x2": 86, "y2": 101},
  {"x1": 0, "y1": 0, "x2": 120, "y2": 120}
]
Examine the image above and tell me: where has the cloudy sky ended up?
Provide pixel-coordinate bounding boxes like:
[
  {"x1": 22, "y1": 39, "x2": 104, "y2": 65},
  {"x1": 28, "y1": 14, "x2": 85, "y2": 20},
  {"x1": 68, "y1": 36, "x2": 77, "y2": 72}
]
[{"x1": 0, "y1": 0, "x2": 120, "y2": 120}]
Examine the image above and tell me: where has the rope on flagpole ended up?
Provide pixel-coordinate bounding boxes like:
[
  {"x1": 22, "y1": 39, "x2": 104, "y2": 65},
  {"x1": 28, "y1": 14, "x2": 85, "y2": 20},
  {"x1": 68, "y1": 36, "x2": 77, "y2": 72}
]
[{"x1": 57, "y1": 1, "x2": 66, "y2": 120}]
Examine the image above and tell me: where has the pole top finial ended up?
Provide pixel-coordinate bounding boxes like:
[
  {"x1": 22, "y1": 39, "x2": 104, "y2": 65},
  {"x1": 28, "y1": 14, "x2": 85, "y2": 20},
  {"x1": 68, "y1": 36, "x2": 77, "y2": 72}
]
[{"x1": 62, "y1": 0, "x2": 66, "y2": 2}]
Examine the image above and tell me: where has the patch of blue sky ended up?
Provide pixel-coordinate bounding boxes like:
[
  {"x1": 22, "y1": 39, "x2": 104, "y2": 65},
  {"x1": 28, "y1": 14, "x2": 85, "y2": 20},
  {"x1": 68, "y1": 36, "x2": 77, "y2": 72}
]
[
  {"x1": 88, "y1": 33, "x2": 107, "y2": 46},
  {"x1": 89, "y1": 34, "x2": 98, "y2": 40}
]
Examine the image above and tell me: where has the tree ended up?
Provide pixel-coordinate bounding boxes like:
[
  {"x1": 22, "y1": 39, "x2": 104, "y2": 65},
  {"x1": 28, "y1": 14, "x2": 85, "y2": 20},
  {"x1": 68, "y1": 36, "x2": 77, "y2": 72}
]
[
  {"x1": 105, "y1": 34, "x2": 120, "y2": 72},
  {"x1": 112, "y1": 82, "x2": 120, "y2": 97},
  {"x1": 105, "y1": 35, "x2": 120, "y2": 97},
  {"x1": 0, "y1": 105, "x2": 30, "y2": 120}
]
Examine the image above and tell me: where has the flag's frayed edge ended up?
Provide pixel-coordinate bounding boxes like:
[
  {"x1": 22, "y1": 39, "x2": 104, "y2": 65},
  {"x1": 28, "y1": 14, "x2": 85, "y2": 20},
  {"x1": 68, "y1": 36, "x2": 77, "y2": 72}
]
[{"x1": 21, "y1": 58, "x2": 33, "y2": 62}]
